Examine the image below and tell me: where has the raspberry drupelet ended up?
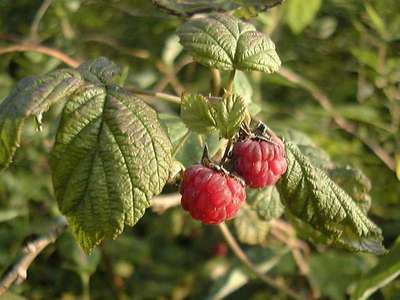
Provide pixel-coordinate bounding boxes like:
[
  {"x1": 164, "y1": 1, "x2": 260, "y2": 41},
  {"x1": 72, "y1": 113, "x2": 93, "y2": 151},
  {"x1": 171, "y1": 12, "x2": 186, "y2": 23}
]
[
  {"x1": 180, "y1": 164, "x2": 246, "y2": 224},
  {"x1": 233, "y1": 137, "x2": 287, "y2": 188}
]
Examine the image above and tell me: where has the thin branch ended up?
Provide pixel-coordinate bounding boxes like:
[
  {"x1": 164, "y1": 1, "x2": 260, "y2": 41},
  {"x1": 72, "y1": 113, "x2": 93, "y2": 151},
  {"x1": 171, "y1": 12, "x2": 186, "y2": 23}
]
[
  {"x1": 0, "y1": 217, "x2": 67, "y2": 296},
  {"x1": 218, "y1": 223, "x2": 305, "y2": 300},
  {"x1": 30, "y1": 0, "x2": 54, "y2": 41},
  {"x1": 0, "y1": 44, "x2": 80, "y2": 68},
  {"x1": 210, "y1": 68, "x2": 221, "y2": 96},
  {"x1": 127, "y1": 86, "x2": 181, "y2": 104},
  {"x1": 225, "y1": 69, "x2": 236, "y2": 93},
  {"x1": 278, "y1": 66, "x2": 395, "y2": 172},
  {"x1": 150, "y1": 193, "x2": 181, "y2": 214},
  {"x1": 84, "y1": 34, "x2": 151, "y2": 60}
]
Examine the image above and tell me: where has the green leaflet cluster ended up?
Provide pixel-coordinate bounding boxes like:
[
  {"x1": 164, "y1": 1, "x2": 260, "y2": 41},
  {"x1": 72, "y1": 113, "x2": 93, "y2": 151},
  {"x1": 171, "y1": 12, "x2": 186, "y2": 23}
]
[
  {"x1": 181, "y1": 93, "x2": 248, "y2": 139},
  {"x1": 0, "y1": 57, "x2": 172, "y2": 252},
  {"x1": 177, "y1": 13, "x2": 281, "y2": 72}
]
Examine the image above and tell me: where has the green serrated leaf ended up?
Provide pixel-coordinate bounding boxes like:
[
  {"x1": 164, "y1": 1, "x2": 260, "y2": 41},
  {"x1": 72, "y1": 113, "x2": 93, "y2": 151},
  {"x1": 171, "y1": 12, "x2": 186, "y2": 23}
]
[
  {"x1": 210, "y1": 93, "x2": 247, "y2": 139},
  {"x1": 285, "y1": 0, "x2": 321, "y2": 34},
  {"x1": 351, "y1": 237, "x2": 400, "y2": 300},
  {"x1": 153, "y1": 0, "x2": 283, "y2": 17},
  {"x1": 181, "y1": 94, "x2": 217, "y2": 134},
  {"x1": 247, "y1": 187, "x2": 284, "y2": 221},
  {"x1": 329, "y1": 166, "x2": 372, "y2": 214},
  {"x1": 277, "y1": 141, "x2": 385, "y2": 255},
  {"x1": 78, "y1": 57, "x2": 121, "y2": 85},
  {"x1": 0, "y1": 69, "x2": 83, "y2": 170},
  {"x1": 278, "y1": 128, "x2": 333, "y2": 169},
  {"x1": 50, "y1": 85, "x2": 172, "y2": 252},
  {"x1": 297, "y1": 144, "x2": 333, "y2": 170},
  {"x1": 234, "y1": 204, "x2": 270, "y2": 245},
  {"x1": 177, "y1": 13, "x2": 281, "y2": 72}
]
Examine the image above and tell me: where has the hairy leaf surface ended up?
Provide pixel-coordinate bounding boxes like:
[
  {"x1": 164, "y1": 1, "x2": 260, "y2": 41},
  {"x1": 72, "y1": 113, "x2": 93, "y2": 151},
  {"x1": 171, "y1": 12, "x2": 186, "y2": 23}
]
[
  {"x1": 329, "y1": 166, "x2": 372, "y2": 214},
  {"x1": 177, "y1": 13, "x2": 281, "y2": 72},
  {"x1": 210, "y1": 93, "x2": 247, "y2": 139},
  {"x1": 234, "y1": 204, "x2": 269, "y2": 245},
  {"x1": 0, "y1": 69, "x2": 83, "y2": 170},
  {"x1": 77, "y1": 57, "x2": 121, "y2": 85},
  {"x1": 51, "y1": 85, "x2": 172, "y2": 252},
  {"x1": 247, "y1": 187, "x2": 284, "y2": 221},
  {"x1": 181, "y1": 94, "x2": 217, "y2": 134},
  {"x1": 277, "y1": 141, "x2": 385, "y2": 254}
]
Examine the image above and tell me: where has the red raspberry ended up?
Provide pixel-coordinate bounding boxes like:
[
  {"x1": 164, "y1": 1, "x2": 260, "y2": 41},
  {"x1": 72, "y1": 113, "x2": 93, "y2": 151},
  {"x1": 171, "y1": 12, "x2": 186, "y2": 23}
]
[
  {"x1": 180, "y1": 164, "x2": 246, "y2": 224},
  {"x1": 233, "y1": 138, "x2": 287, "y2": 188}
]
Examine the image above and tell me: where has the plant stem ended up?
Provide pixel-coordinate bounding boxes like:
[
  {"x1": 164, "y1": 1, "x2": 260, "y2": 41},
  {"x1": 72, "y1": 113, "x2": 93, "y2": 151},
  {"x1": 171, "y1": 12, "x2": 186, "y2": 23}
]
[
  {"x1": 29, "y1": 0, "x2": 53, "y2": 41},
  {"x1": 221, "y1": 139, "x2": 233, "y2": 164},
  {"x1": 128, "y1": 87, "x2": 181, "y2": 104},
  {"x1": 218, "y1": 223, "x2": 305, "y2": 300},
  {"x1": 210, "y1": 68, "x2": 221, "y2": 96},
  {"x1": 0, "y1": 217, "x2": 67, "y2": 296},
  {"x1": 225, "y1": 69, "x2": 236, "y2": 93}
]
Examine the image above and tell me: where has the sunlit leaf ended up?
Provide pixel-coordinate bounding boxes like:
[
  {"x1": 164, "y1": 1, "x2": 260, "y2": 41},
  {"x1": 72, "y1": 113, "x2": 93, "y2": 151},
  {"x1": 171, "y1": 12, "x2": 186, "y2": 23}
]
[
  {"x1": 51, "y1": 85, "x2": 172, "y2": 252},
  {"x1": 178, "y1": 13, "x2": 281, "y2": 72}
]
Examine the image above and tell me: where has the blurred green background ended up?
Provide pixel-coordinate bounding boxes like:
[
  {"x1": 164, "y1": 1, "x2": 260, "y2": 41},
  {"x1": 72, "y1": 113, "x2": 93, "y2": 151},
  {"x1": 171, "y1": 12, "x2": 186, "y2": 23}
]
[{"x1": 0, "y1": 0, "x2": 399, "y2": 299}]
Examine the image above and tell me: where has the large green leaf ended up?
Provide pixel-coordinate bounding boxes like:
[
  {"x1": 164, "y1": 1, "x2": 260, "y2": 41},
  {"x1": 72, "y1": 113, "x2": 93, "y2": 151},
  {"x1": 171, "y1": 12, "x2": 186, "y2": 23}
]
[
  {"x1": 247, "y1": 187, "x2": 284, "y2": 221},
  {"x1": 328, "y1": 166, "x2": 372, "y2": 214},
  {"x1": 277, "y1": 141, "x2": 385, "y2": 254},
  {"x1": 77, "y1": 56, "x2": 121, "y2": 85},
  {"x1": 277, "y1": 128, "x2": 333, "y2": 169},
  {"x1": 234, "y1": 204, "x2": 270, "y2": 245},
  {"x1": 50, "y1": 85, "x2": 172, "y2": 252},
  {"x1": 351, "y1": 237, "x2": 400, "y2": 300},
  {"x1": 177, "y1": 13, "x2": 281, "y2": 72},
  {"x1": 0, "y1": 69, "x2": 83, "y2": 170},
  {"x1": 153, "y1": 0, "x2": 283, "y2": 17}
]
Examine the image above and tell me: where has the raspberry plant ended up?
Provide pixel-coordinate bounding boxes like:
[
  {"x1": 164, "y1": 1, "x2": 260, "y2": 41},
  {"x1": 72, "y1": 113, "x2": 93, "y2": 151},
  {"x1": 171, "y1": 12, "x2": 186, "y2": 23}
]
[{"x1": 0, "y1": 1, "x2": 395, "y2": 298}]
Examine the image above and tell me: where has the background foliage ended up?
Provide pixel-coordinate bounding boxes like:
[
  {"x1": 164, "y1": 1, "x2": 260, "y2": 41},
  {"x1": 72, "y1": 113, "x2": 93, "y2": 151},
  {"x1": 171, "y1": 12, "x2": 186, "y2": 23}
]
[{"x1": 0, "y1": 0, "x2": 399, "y2": 299}]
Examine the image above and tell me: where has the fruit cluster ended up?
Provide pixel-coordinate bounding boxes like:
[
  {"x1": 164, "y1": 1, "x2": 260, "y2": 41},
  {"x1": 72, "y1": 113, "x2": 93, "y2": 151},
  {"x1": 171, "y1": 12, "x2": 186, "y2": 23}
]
[{"x1": 180, "y1": 125, "x2": 287, "y2": 224}]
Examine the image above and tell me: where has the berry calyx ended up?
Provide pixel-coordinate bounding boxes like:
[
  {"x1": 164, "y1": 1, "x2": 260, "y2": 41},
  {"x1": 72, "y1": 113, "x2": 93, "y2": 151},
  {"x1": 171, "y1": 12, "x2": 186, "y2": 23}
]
[
  {"x1": 180, "y1": 164, "x2": 246, "y2": 224},
  {"x1": 233, "y1": 136, "x2": 287, "y2": 188}
]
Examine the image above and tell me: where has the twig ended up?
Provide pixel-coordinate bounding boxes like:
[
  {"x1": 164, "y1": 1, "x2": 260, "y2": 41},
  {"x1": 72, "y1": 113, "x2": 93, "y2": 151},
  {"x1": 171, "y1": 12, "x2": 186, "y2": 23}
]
[
  {"x1": 225, "y1": 69, "x2": 236, "y2": 93},
  {"x1": 30, "y1": 0, "x2": 54, "y2": 41},
  {"x1": 0, "y1": 217, "x2": 67, "y2": 296},
  {"x1": 127, "y1": 86, "x2": 181, "y2": 104},
  {"x1": 150, "y1": 193, "x2": 181, "y2": 214},
  {"x1": 278, "y1": 66, "x2": 395, "y2": 172},
  {"x1": 210, "y1": 68, "x2": 221, "y2": 96},
  {"x1": 154, "y1": 61, "x2": 185, "y2": 95},
  {"x1": 0, "y1": 44, "x2": 80, "y2": 68},
  {"x1": 218, "y1": 223, "x2": 305, "y2": 300},
  {"x1": 84, "y1": 34, "x2": 151, "y2": 60}
]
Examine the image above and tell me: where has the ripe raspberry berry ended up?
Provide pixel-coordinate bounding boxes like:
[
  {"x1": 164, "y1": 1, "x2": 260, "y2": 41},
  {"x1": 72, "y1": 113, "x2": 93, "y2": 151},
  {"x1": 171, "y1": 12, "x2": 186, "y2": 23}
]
[
  {"x1": 233, "y1": 137, "x2": 287, "y2": 188},
  {"x1": 180, "y1": 164, "x2": 246, "y2": 224}
]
